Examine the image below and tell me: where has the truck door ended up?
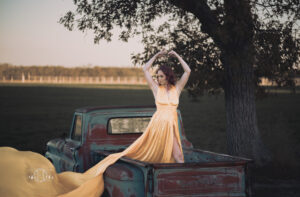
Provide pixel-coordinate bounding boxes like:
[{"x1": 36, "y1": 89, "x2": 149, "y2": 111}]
[{"x1": 61, "y1": 113, "x2": 82, "y2": 172}]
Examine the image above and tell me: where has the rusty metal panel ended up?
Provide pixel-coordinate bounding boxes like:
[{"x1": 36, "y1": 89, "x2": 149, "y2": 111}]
[
  {"x1": 103, "y1": 160, "x2": 145, "y2": 197},
  {"x1": 95, "y1": 151, "x2": 251, "y2": 197},
  {"x1": 183, "y1": 148, "x2": 252, "y2": 164},
  {"x1": 153, "y1": 166, "x2": 246, "y2": 197}
]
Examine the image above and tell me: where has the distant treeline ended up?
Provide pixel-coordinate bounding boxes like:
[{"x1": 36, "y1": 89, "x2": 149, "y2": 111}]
[{"x1": 0, "y1": 63, "x2": 145, "y2": 80}]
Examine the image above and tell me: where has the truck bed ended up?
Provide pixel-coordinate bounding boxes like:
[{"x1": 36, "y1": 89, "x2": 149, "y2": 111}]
[{"x1": 91, "y1": 148, "x2": 253, "y2": 197}]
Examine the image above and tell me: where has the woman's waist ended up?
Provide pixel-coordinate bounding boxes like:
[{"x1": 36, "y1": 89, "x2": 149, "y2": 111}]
[{"x1": 156, "y1": 105, "x2": 177, "y2": 111}]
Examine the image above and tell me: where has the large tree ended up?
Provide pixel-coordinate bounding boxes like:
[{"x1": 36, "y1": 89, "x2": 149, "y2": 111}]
[{"x1": 59, "y1": 0, "x2": 300, "y2": 167}]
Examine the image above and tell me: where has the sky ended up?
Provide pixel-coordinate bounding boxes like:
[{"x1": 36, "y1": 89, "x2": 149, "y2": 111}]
[{"x1": 0, "y1": 0, "x2": 144, "y2": 67}]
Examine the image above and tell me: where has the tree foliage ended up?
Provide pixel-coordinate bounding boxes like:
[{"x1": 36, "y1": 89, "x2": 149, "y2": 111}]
[{"x1": 59, "y1": 0, "x2": 300, "y2": 99}]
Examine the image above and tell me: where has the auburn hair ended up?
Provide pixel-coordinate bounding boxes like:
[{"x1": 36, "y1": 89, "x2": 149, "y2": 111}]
[{"x1": 155, "y1": 65, "x2": 177, "y2": 86}]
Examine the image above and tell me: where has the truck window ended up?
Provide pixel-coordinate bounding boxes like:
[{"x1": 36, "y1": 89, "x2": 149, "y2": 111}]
[
  {"x1": 71, "y1": 115, "x2": 82, "y2": 141},
  {"x1": 108, "y1": 117, "x2": 151, "y2": 134}
]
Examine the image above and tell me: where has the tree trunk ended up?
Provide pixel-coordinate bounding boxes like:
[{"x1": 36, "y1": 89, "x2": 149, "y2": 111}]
[
  {"x1": 172, "y1": 0, "x2": 273, "y2": 167},
  {"x1": 221, "y1": 48, "x2": 272, "y2": 167}
]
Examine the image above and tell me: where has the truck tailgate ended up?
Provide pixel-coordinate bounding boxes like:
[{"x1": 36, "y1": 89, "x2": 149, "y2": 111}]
[{"x1": 151, "y1": 162, "x2": 247, "y2": 197}]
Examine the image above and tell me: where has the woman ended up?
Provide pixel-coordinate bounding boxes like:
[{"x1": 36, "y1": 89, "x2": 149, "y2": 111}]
[
  {"x1": 143, "y1": 49, "x2": 191, "y2": 163},
  {"x1": 0, "y1": 49, "x2": 191, "y2": 197}
]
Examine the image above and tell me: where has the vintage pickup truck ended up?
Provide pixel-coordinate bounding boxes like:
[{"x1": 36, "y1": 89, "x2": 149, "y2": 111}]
[{"x1": 45, "y1": 105, "x2": 253, "y2": 197}]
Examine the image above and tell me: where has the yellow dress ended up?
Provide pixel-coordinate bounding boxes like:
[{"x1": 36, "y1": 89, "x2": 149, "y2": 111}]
[{"x1": 0, "y1": 84, "x2": 184, "y2": 197}]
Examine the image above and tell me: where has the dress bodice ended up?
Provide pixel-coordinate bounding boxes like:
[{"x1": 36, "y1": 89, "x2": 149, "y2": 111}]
[{"x1": 155, "y1": 85, "x2": 179, "y2": 111}]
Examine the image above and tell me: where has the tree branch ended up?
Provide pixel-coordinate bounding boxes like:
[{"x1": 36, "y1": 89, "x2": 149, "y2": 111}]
[{"x1": 168, "y1": 0, "x2": 224, "y2": 47}]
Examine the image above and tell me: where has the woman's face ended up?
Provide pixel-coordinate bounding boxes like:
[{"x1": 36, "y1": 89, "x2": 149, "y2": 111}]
[{"x1": 156, "y1": 70, "x2": 168, "y2": 85}]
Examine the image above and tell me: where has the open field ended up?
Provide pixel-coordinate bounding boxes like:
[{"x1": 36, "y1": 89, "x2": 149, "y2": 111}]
[{"x1": 0, "y1": 83, "x2": 300, "y2": 196}]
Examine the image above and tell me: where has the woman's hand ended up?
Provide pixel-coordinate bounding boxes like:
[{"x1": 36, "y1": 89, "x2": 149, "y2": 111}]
[
  {"x1": 143, "y1": 49, "x2": 167, "y2": 71},
  {"x1": 168, "y1": 50, "x2": 178, "y2": 58},
  {"x1": 156, "y1": 49, "x2": 168, "y2": 58}
]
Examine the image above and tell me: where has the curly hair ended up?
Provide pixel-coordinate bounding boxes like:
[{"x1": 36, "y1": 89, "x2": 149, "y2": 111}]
[{"x1": 155, "y1": 65, "x2": 177, "y2": 86}]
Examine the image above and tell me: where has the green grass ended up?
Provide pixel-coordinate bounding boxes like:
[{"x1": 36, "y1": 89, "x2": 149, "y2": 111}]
[
  {"x1": 0, "y1": 83, "x2": 299, "y2": 180},
  {"x1": 0, "y1": 82, "x2": 148, "y2": 89}
]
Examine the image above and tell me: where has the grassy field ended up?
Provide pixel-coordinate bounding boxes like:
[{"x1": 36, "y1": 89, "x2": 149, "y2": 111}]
[{"x1": 0, "y1": 83, "x2": 300, "y2": 196}]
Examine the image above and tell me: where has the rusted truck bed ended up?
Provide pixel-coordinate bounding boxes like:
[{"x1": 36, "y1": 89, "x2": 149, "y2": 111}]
[{"x1": 91, "y1": 147, "x2": 252, "y2": 197}]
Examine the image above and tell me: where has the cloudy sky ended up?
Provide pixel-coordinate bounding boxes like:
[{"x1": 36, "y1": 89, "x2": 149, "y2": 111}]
[{"x1": 0, "y1": 0, "x2": 145, "y2": 67}]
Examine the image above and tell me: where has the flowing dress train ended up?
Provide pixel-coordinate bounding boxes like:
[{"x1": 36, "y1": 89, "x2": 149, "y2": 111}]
[{"x1": 0, "y1": 84, "x2": 184, "y2": 197}]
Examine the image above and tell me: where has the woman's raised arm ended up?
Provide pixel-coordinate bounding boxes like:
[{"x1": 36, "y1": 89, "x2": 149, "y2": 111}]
[
  {"x1": 168, "y1": 50, "x2": 191, "y2": 95},
  {"x1": 143, "y1": 50, "x2": 167, "y2": 94}
]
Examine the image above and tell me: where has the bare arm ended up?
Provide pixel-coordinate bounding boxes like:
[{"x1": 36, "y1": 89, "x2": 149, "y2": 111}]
[
  {"x1": 168, "y1": 50, "x2": 191, "y2": 95},
  {"x1": 143, "y1": 50, "x2": 167, "y2": 96}
]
